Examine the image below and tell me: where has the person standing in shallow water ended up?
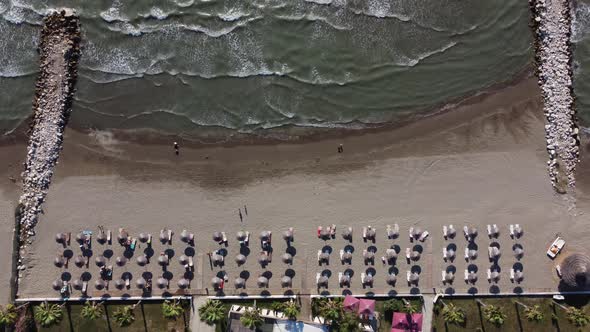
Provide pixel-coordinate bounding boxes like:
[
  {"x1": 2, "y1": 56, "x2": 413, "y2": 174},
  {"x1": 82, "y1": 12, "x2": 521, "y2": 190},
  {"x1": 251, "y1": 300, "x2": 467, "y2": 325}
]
[{"x1": 174, "y1": 141, "x2": 179, "y2": 156}]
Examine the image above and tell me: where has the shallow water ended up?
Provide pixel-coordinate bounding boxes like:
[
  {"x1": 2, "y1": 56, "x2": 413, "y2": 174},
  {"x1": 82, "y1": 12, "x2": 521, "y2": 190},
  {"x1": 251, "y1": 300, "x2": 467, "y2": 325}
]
[{"x1": 0, "y1": 0, "x2": 532, "y2": 138}]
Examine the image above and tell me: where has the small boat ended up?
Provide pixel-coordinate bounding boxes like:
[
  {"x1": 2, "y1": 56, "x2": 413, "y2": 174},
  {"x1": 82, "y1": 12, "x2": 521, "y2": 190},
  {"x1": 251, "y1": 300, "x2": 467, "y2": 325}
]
[{"x1": 547, "y1": 237, "x2": 565, "y2": 258}]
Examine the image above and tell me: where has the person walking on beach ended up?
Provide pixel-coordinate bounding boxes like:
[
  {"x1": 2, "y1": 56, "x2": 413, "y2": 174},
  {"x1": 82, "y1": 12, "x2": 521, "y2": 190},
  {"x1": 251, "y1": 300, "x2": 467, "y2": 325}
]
[
  {"x1": 174, "y1": 141, "x2": 179, "y2": 156},
  {"x1": 244, "y1": 205, "x2": 248, "y2": 215},
  {"x1": 338, "y1": 144, "x2": 343, "y2": 153},
  {"x1": 239, "y1": 209, "x2": 243, "y2": 222}
]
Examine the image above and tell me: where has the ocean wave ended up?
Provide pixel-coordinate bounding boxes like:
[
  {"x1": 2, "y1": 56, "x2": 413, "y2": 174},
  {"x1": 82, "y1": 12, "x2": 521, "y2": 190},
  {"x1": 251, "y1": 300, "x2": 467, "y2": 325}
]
[
  {"x1": 305, "y1": 0, "x2": 333, "y2": 5},
  {"x1": 275, "y1": 13, "x2": 351, "y2": 30},
  {"x1": 99, "y1": 0, "x2": 126, "y2": 23},
  {"x1": 395, "y1": 41, "x2": 458, "y2": 67},
  {"x1": 572, "y1": 1, "x2": 590, "y2": 43},
  {"x1": 138, "y1": 7, "x2": 173, "y2": 20}
]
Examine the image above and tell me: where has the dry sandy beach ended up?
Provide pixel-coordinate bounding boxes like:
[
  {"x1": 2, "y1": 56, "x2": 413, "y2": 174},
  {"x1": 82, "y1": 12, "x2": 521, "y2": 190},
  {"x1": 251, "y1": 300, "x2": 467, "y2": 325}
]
[{"x1": 3, "y1": 76, "x2": 590, "y2": 299}]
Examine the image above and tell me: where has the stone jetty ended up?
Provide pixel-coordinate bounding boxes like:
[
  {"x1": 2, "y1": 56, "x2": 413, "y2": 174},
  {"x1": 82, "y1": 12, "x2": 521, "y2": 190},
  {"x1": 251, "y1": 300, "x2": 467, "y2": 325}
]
[
  {"x1": 529, "y1": 0, "x2": 579, "y2": 192},
  {"x1": 18, "y1": 10, "x2": 81, "y2": 242}
]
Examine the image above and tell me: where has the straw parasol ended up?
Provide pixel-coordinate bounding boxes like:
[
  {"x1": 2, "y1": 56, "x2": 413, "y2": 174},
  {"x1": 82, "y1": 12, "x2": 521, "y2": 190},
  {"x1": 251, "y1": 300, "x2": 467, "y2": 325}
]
[
  {"x1": 342, "y1": 251, "x2": 353, "y2": 262},
  {"x1": 281, "y1": 276, "x2": 292, "y2": 288},
  {"x1": 319, "y1": 252, "x2": 330, "y2": 262},
  {"x1": 490, "y1": 247, "x2": 501, "y2": 259},
  {"x1": 257, "y1": 276, "x2": 268, "y2": 288},
  {"x1": 281, "y1": 253, "x2": 293, "y2": 264},
  {"x1": 158, "y1": 255, "x2": 169, "y2": 266},
  {"x1": 366, "y1": 228, "x2": 376, "y2": 239},
  {"x1": 447, "y1": 227, "x2": 456, "y2": 238},
  {"x1": 178, "y1": 278, "x2": 190, "y2": 289},
  {"x1": 116, "y1": 256, "x2": 127, "y2": 267},
  {"x1": 386, "y1": 274, "x2": 397, "y2": 285},
  {"x1": 259, "y1": 231, "x2": 271, "y2": 241},
  {"x1": 235, "y1": 254, "x2": 247, "y2": 265},
  {"x1": 137, "y1": 255, "x2": 148, "y2": 266},
  {"x1": 318, "y1": 276, "x2": 329, "y2": 288},
  {"x1": 491, "y1": 225, "x2": 500, "y2": 237},
  {"x1": 55, "y1": 233, "x2": 66, "y2": 244},
  {"x1": 157, "y1": 277, "x2": 168, "y2": 289},
  {"x1": 514, "y1": 225, "x2": 523, "y2": 237},
  {"x1": 212, "y1": 232, "x2": 223, "y2": 242},
  {"x1": 363, "y1": 251, "x2": 374, "y2": 260},
  {"x1": 136, "y1": 277, "x2": 146, "y2": 289},
  {"x1": 95, "y1": 255, "x2": 106, "y2": 267},
  {"x1": 468, "y1": 272, "x2": 477, "y2": 283},
  {"x1": 75, "y1": 232, "x2": 85, "y2": 244},
  {"x1": 73, "y1": 279, "x2": 82, "y2": 290},
  {"x1": 235, "y1": 278, "x2": 246, "y2": 289},
  {"x1": 257, "y1": 254, "x2": 269, "y2": 265},
  {"x1": 413, "y1": 228, "x2": 423, "y2": 238},
  {"x1": 54, "y1": 256, "x2": 65, "y2": 268},
  {"x1": 74, "y1": 255, "x2": 85, "y2": 267},
  {"x1": 180, "y1": 230, "x2": 191, "y2": 243},
  {"x1": 444, "y1": 272, "x2": 455, "y2": 283},
  {"x1": 97, "y1": 231, "x2": 107, "y2": 244},
  {"x1": 342, "y1": 228, "x2": 352, "y2": 240},
  {"x1": 118, "y1": 231, "x2": 129, "y2": 244},
  {"x1": 560, "y1": 253, "x2": 590, "y2": 288},
  {"x1": 340, "y1": 274, "x2": 351, "y2": 286},
  {"x1": 409, "y1": 273, "x2": 419, "y2": 283},
  {"x1": 236, "y1": 231, "x2": 247, "y2": 241},
  {"x1": 139, "y1": 233, "x2": 149, "y2": 243},
  {"x1": 179, "y1": 255, "x2": 189, "y2": 265},
  {"x1": 490, "y1": 271, "x2": 500, "y2": 282},
  {"x1": 411, "y1": 251, "x2": 421, "y2": 261},
  {"x1": 52, "y1": 279, "x2": 61, "y2": 291},
  {"x1": 364, "y1": 274, "x2": 374, "y2": 285},
  {"x1": 514, "y1": 271, "x2": 524, "y2": 283},
  {"x1": 95, "y1": 279, "x2": 106, "y2": 290},
  {"x1": 514, "y1": 247, "x2": 524, "y2": 259},
  {"x1": 447, "y1": 249, "x2": 456, "y2": 259},
  {"x1": 114, "y1": 279, "x2": 125, "y2": 289},
  {"x1": 386, "y1": 249, "x2": 397, "y2": 260},
  {"x1": 468, "y1": 250, "x2": 478, "y2": 260}
]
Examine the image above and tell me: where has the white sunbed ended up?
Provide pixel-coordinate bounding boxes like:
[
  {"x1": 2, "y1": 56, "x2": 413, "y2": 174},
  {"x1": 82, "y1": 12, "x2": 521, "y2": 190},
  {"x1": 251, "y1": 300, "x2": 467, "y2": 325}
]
[
  {"x1": 463, "y1": 226, "x2": 469, "y2": 238},
  {"x1": 464, "y1": 247, "x2": 469, "y2": 260},
  {"x1": 493, "y1": 224, "x2": 498, "y2": 237},
  {"x1": 515, "y1": 224, "x2": 521, "y2": 236},
  {"x1": 487, "y1": 269, "x2": 491, "y2": 282},
  {"x1": 510, "y1": 224, "x2": 514, "y2": 238},
  {"x1": 339, "y1": 272, "x2": 343, "y2": 285},
  {"x1": 317, "y1": 250, "x2": 322, "y2": 262},
  {"x1": 405, "y1": 248, "x2": 411, "y2": 260},
  {"x1": 393, "y1": 224, "x2": 399, "y2": 235},
  {"x1": 106, "y1": 230, "x2": 111, "y2": 243},
  {"x1": 448, "y1": 224, "x2": 455, "y2": 237},
  {"x1": 316, "y1": 272, "x2": 320, "y2": 285},
  {"x1": 245, "y1": 231, "x2": 250, "y2": 245},
  {"x1": 510, "y1": 268, "x2": 515, "y2": 282},
  {"x1": 167, "y1": 229, "x2": 172, "y2": 242},
  {"x1": 443, "y1": 225, "x2": 448, "y2": 239},
  {"x1": 362, "y1": 227, "x2": 367, "y2": 240},
  {"x1": 386, "y1": 225, "x2": 392, "y2": 238},
  {"x1": 222, "y1": 232, "x2": 227, "y2": 243},
  {"x1": 331, "y1": 224, "x2": 336, "y2": 236},
  {"x1": 487, "y1": 224, "x2": 492, "y2": 237},
  {"x1": 464, "y1": 269, "x2": 468, "y2": 282},
  {"x1": 442, "y1": 270, "x2": 446, "y2": 284},
  {"x1": 361, "y1": 272, "x2": 366, "y2": 285},
  {"x1": 443, "y1": 247, "x2": 447, "y2": 261},
  {"x1": 340, "y1": 249, "x2": 344, "y2": 262},
  {"x1": 406, "y1": 271, "x2": 411, "y2": 283},
  {"x1": 556, "y1": 265, "x2": 562, "y2": 277},
  {"x1": 419, "y1": 231, "x2": 429, "y2": 242},
  {"x1": 409, "y1": 227, "x2": 414, "y2": 240},
  {"x1": 82, "y1": 281, "x2": 88, "y2": 294},
  {"x1": 313, "y1": 317, "x2": 323, "y2": 324}
]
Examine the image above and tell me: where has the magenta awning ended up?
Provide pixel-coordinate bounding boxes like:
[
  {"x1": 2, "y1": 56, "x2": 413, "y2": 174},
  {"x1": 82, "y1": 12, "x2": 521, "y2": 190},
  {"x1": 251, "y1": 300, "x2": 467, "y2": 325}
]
[
  {"x1": 343, "y1": 295, "x2": 360, "y2": 312},
  {"x1": 357, "y1": 299, "x2": 376, "y2": 316},
  {"x1": 391, "y1": 312, "x2": 423, "y2": 332}
]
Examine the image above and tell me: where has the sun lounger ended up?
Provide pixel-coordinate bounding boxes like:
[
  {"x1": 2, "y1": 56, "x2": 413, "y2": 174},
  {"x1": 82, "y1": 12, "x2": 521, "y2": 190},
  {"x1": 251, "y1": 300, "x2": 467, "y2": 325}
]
[
  {"x1": 442, "y1": 271, "x2": 446, "y2": 284},
  {"x1": 443, "y1": 225, "x2": 448, "y2": 239},
  {"x1": 245, "y1": 231, "x2": 250, "y2": 245},
  {"x1": 82, "y1": 281, "x2": 88, "y2": 294},
  {"x1": 362, "y1": 227, "x2": 367, "y2": 240},
  {"x1": 361, "y1": 272, "x2": 366, "y2": 285},
  {"x1": 464, "y1": 270, "x2": 468, "y2": 282},
  {"x1": 515, "y1": 224, "x2": 521, "y2": 237},
  {"x1": 488, "y1": 247, "x2": 493, "y2": 260},
  {"x1": 147, "y1": 234, "x2": 152, "y2": 245},
  {"x1": 386, "y1": 225, "x2": 392, "y2": 238},
  {"x1": 510, "y1": 268, "x2": 515, "y2": 282},
  {"x1": 556, "y1": 265, "x2": 562, "y2": 277},
  {"x1": 317, "y1": 250, "x2": 322, "y2": 262},
  {"x1": 406, "y1": 271, "x2": 411, "y2": 284},
  {"x1": 406, "y1": 248, "x2": 411, "y2": 260},
  {"x1": 331, "y1": 224, "x2": 336, "y2": 237},
  {"x1": 408, "y1": 227, "x2": 414, "y2": 241},
  {"x1": 317, "y1": 226, "x2": 322, "y2": 238},
  {"x1": 463, "y1": 226, "x2": 469, "y2": 238},
  {"x1": 221, "y1": 232, "x2": 227, "y2": 244},
  {"x1": 66, "y1": 232, "x2": 71, "y2": 245},
  {"x1": 316, "y1": 272, "x2": 320, "y2": 285},
  {"x1": 464, "y1": 247, "x2": 469, "y2": 260},
  {"x1": 493, "y1": 224, "x2": 498, "y2": 237},
  {"x1": 510, "y1": 224, "x2": 514, "y2": 238},
  {"x1": 419, "y1": 231, "x2": 429, "y2": 242},
  {"x1": 487, "y1": 225, "x2": 492, "y2": 237},
  {"x1": 393, "y1": 223, "x2": 399, "y2": 235},
  {"x1": 487, "y1": 269, "x2": 491, "y2": 282},
  {"x1": 443, "y1": 247, "x2": 447, "y2": 261},
  {"x1": 340, "y1": 249, "x2": 344, "y2": 263},
  {"x1": 339, "y1": 272, "x2": 343, "y2": 285},
  {"x1": 448, "y1": 224, "x2": 454, "y2": 237}
]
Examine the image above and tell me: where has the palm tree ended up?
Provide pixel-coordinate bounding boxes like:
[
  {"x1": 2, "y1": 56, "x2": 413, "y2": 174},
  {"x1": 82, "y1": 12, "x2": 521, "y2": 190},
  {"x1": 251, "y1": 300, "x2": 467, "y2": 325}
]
[
  {"x1": 483, "y1": 305, "x2": 506, "y2": 326},
  {"x1": 553, "y1": 301, "x2": 590, "y2": 327},
  {"x1": 162, "y1": 300, "x2": 183, "y2": 320},
  {"x1": 441, "y1": 303, "x2": 465, "y2": 326},
  {"x1": 282, "y1": 301, "x2": 300, "y2": 320},
  {"x1": 34, "y1": 301, "x2": 64, "y2": 327},
  {"x1": 403, "y1": 302, "x2": 420, "y2": 314},
  {"x1": 113, "y1": 305, "x2": 135, "y2": 327},
  {"x1": 240, "y1": 307, "x2": 263, "y2": 330},
  {"x1": 320, "y1": 298, "x2": 343, "y2": 322},
  {"x1": 336, "y1": 311, "x2": 361, "y2": 332},
  {"x1": 198, "y1": 299, "x2": 225, "y2": 326},
  {"x1": 81, "y1": 301, "x2": 104, "y2": 320},
  {"x1": 0, "y1": 304, "x2": 18, "y2": 327}
]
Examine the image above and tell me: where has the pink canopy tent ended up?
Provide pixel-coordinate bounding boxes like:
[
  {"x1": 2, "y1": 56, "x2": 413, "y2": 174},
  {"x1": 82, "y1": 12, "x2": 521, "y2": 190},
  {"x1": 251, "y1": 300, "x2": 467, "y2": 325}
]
[
  {"x1": 357, "y1": 299, "x2": 376, "y2": 316},
  {"x1": 343, "y1": 295, "x2": 360, "y2": 312},
  {"x1": 391, "y1": 312, "x2": 423, "y2": 332}
]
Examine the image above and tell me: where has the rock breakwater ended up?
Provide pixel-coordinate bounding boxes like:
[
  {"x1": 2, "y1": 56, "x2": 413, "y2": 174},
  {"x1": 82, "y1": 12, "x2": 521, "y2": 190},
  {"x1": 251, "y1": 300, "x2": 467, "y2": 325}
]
[
  {"x1": 18, "y1": 10, "x2": 81, "y2": 242},
  {"x1": 529, "y1": 0, "x2": 580, "y2": 192}
]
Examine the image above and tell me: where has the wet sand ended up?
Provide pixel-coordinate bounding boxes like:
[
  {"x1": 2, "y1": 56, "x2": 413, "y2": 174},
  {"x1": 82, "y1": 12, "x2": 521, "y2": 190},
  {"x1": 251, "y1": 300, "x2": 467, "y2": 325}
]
[{"x1": 4, "y1": 76, "x2": 590, "y2": 299}]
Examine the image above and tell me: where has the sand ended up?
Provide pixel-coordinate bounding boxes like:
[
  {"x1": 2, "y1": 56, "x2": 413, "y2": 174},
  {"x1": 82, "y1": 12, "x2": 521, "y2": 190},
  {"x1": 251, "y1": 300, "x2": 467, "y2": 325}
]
[{"x1": 4, "y1": 75, "x2": 590, "y2": 300}]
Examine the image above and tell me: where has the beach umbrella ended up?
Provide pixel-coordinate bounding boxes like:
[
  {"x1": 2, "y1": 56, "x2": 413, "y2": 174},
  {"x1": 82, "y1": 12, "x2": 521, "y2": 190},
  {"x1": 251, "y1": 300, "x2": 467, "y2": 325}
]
[
  {"x1": 212, "y1": 254, "x2": 224, "y2": 264},
  {"x1": 319, "y1": 229, "x2": 330, "y2": 239},
  {"x1": 178, "y1": 278, "x2": 190, "y2": 289},
  {"x1": 259, "y1": 231, "x2": 270, "y2": 241},
  {"x1": 281, "y1": 276, "x2": 292, "y2": 288},
  {"x1": 281, "y1": 253, "x2": 293, "y2": 264},
  {"x1": 490, "y1": 271, "x2": 500, "y2": 282},
  {"x1": 52, "y1": 279, "x2": 62, "y2": 291},
  {"x1": 97, "y1": 231, "x2": 107, "y2": 244},
  {"x1": 95, "y1": 255, "x2": 106, "y2": 267},
  {"x1": 366, "y1": 228, "x2": 376, "y2": 239},
  {"x1": 116, "y1": 256, "x2": 127, "y2": 267},
  {"x1": 468, "y1": 250, "x2": 478, "y2": 260},
  {"x1": 385, "y1": 249, "x2": 397, "y2": 260},
  {"x1": 342, "y1": 228, "x2": 352, "y2": 240},
  {"x1": 159, "y1": 231, "x2": 168, "y2": 243},
  {"x1": 468, "y1": 227, "x2": 478, "y2": 238},
  {"x1": 468, "y1": 272, "x2": 477, "y2": 283},
  {"x1": 343, "y1": 295, "x2": 360, "y2": 312},
  {"x1": 447, "y1": 249, "x2": 456, "y2": 259},
  {"x1": 257, "y1": 254, "x2": 269, "y2": 265},
  {"x1": 491, "y1": 225, "x2": 500, "y2": 237},
  {"x1": 409, "y1": 273, "x2": 419, "y2": 283},
  {"x1": 180, "y1": 230, "x2": 191, "y2": 243},
  {"x1": 342, "y1": 251, "x2": 353, "y2": 261},
  {"x1": 490, "y1": 247, "x2": 501, "y2": 259},
  {"x1": 514, "y1": 271, "x2": 524, "y2": 283},
  {"x1": 137, "y1": 255, "x2": 148, "y2": 266},
  {"x1": 235, "y1": 254, "x2": 247, "y2": 265},
  {"x1": 318, "y1": 276, "x2": 329, "y2": 288},
  {"x1": 157, "y1": 277, "x2": 168, "y2": 289},
  {"x1": 95, "y1": 279, "x2": 106, "y2": 290},
  {"x1": 55, "y1": 233, "x2": 66, "y2": 244},
  {"x1": 138, "y1": 233, "x2": 149, "y2": 243},
  {"x1": 75, "y1": 232, "x2": 85, "y2": 244},
  {"x1": 444, "y1": 272, "x2": 455, "y2": 283},
  {"x1": 386, "y1": 274, "x2": 397, "y2": 285},
  {"x1": 514, "y1": 247, "x2": 524, "y2": 259},
  {"x1": 236, "y1": 231, "x2": 246, "y2": 241},
  {"x1": 136, "y1": 278, "x2": 146, "y2": 289},
  {"x1": 319, "y1": 252, "x2": 330, "y2": 262},
  {"x1": 560, "y1": 253, "x2": 590, "y2": 288},
  {"x1": 257, "y1": 276, "x2": 268, "y2": 288},
  {"x1": 413, "y1": 228, "x2": 423, "y2": 238},
  {"x1": 363, "y1": 251, "x2": 374, "y2": 260},
  {"x1": 447, "y1": 227, "x2": 456, "y2": 238},
  {"x1": 179, "y1": 255, "x2": 189, "y2": 265},
  {"x1": 364, "y1": 274, "x2": 374, "y2": 285},
  {"x1": 54, "y1": 256, "x2": 65, "y2": 268},
  {"x1": 118, "y1": 231, "x2": 128, "y2": 244},
  {"x1": 114, "y1": 279, "x2": 125, "y2": 289},
  {"x1": 73, "y1": 279, "x2": 82, "y2": 290},
  {"x1": 411, "y1": 251, "x2": 421, "y2": 261},
  {"x1": 514, "y1": 225, "x2": 523, "y2": 237},
  {"x1": 158, "y1": 255, "x2": 169, "y2": 266},
  {"x1": 358, "y1": 299, "x2": 376, "y2": 316},
  {"x1": 74, "y1": 255, "x2": 85, "y2": 267},
  {"x1": 341, "y1": 274, "x2": 351, "y2": 286},
  {"x1": 235, "y1": 278, "x2": 246, "y2": 289},
  {"x1": 212, "y1": 231, "x2": 223, "y2": 242},
  {"x1": 282, "y1": 230, "x2": 293, "y2": 241}
]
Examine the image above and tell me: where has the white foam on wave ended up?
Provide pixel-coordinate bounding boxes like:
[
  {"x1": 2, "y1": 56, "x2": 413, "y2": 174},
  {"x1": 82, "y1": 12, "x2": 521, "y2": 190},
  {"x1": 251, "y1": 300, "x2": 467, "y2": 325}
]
[
  {"x1": 100, "y1": 0, "x2": 127, "y2": 23},
  {"x1": 139, "y1": 7, "x2": 171, "y2": 20},
  {"x1": 396, "y1": 41, "x2": 457, "y2": 67},
  {"x1": 305, "y1": 0, "x2": 332, "y2": 5},
  {"x1": 172, "y1": 0, "x2": 194, "y2": 8},
  {"x1": 218, "y1": 8, "x2": 249, "y2": 22},
  {"x1": 572, "y1": 1, "x2": 590, "y2": 43},
  {"x1": 275, "y1": 13, "x2": 351, "y2": 30}
]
